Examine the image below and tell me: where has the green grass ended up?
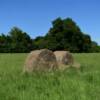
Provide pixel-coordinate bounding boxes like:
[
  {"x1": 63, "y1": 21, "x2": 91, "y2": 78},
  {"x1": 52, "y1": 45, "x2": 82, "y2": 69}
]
[{"x1": 0, "y1": 53, "x2": 100, "y2": 100}]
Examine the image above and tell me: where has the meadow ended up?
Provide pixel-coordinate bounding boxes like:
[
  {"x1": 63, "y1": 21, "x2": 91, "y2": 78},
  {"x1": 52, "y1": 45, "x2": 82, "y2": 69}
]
[{"x1": 0, "y1": 53, "x2": 100, "y2": 100}]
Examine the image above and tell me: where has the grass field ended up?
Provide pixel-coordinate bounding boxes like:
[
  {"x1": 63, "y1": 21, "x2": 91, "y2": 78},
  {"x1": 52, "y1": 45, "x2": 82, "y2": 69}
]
[{"x1": 0, "y1": 53, "x2": 100, "y2": 100}]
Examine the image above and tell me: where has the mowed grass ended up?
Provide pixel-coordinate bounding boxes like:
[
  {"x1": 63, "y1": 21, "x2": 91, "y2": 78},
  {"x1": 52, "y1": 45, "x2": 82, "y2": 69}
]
[{"x1": 0, "y1": 53, "x2": 100, "y2": 100}]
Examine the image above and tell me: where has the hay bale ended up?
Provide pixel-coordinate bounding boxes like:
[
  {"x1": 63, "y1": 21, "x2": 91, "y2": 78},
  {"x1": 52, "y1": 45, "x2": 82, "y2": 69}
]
[
  {"x1": 24, "y1": 49, "x2": 58, "y2": 73},
  {"x1": 54, "y1": 51, "x2": 74, "y2": 68}
]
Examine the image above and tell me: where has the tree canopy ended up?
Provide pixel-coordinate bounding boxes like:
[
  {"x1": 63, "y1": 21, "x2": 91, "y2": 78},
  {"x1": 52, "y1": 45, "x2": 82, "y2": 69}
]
[
  {"x1": 0, "y1": 27, "x2": 34, "y2": 53},
  {"x1": 34, "y1": 17, "x2": 98, "y2": 52},
  {"x1": 0, "y1": 17, "x2": 100, "y2": 53}
]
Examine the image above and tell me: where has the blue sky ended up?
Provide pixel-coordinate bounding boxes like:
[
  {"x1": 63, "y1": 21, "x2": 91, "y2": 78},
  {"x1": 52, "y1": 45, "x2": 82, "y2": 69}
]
[{"x1": 0, "y1": 0, "x2": 100, "y2": 44}]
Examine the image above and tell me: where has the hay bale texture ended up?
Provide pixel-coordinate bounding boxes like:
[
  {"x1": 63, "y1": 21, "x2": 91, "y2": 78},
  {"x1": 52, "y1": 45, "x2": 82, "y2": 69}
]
[
  {"x1": 54, "y1": 51, "x2": 74, "y2": 68},
  {"x1": 24, "y1": 49, "x2": 58, "y2": 72}
]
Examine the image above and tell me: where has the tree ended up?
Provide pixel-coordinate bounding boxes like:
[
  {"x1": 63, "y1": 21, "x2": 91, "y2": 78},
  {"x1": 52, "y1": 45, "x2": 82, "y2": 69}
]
[
  {"x1": 40, "y1": 17, "x2": 93, "y2": 52},
  {"x1": 90, "y1": 41, "x2": 100, "y2": 52},
  {"x1": 8, "y1": 27, "x2": 33, "y2": 52},
  {"x1": 0, "y1": 17, "x2": 99, "y2": 53}
]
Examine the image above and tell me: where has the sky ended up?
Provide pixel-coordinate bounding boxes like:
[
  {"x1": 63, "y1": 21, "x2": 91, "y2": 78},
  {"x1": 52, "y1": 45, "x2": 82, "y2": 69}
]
[{"x1": 0, "y1": 0, "x2": 100, "y2": 44}]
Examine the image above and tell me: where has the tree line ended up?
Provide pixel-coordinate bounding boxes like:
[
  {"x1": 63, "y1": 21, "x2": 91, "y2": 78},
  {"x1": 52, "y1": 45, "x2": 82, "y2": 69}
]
[{"x1": 0, "y1": 17, "x2": 100, "y2": 53}]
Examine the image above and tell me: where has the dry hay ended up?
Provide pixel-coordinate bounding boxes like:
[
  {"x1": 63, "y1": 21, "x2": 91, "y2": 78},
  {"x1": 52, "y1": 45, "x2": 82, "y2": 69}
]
[
  {"x1": 24, "y1": 49, "x2": 58, "y2": 73},
  {"x1": 54, "y1": 51, "x2": 74, "y2": 70}
]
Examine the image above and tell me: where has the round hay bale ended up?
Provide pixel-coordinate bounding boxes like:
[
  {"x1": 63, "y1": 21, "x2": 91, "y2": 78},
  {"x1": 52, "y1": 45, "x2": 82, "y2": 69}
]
[
  {"x1": 54, "y1": 51, "x2": 74, "y2": 67},
  {"x1": 24, "y1": 49, "x2": 58, "y2": 73}
]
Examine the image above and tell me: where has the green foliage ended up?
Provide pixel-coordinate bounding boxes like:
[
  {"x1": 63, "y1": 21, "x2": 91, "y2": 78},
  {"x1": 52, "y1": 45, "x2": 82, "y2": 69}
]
[
  {"x1": 0, "y1": 27, "x2": 35, "y2": 53},
  {"x1": 35, "y1": 17, "x2": 94, "y2": 52},
  {"x1": 0, "y1": 17, "x2": 99, "y2": 53},
  {"x1": 90, "y1": 41, "x2": 100, "y2": 52},
  {"x1": 0, "y1": 53, "x2": 100, "y2": 100},
  {"x1": 9, "y1": 27, "x2": 33, "y2": 52}
]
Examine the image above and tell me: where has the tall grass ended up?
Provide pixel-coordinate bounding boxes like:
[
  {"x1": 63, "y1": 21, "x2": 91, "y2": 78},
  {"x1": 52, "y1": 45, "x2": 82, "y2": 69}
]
[{"x1": 0, "y1": 53, "x2": 100, "y2": 100}]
